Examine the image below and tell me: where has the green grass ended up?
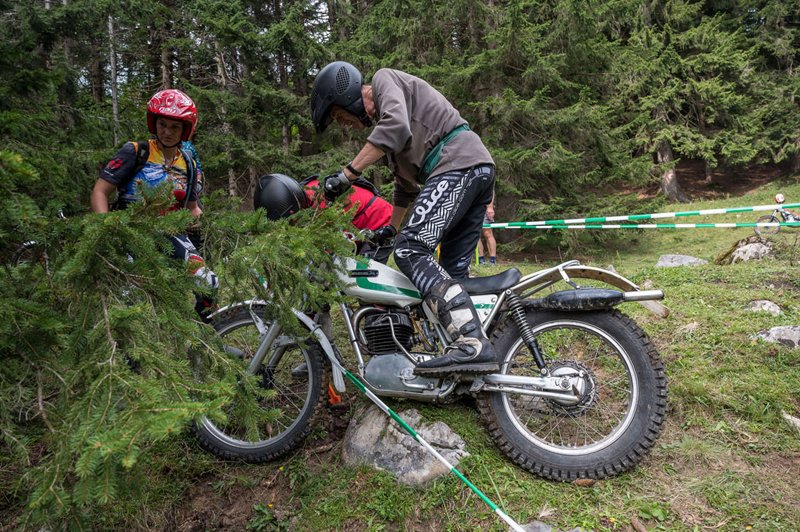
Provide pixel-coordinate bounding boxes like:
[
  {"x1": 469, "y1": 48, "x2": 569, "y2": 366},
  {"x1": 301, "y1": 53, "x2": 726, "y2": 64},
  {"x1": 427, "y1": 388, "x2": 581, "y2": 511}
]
[{"x1": 11, "y1": 177, "x2": 799, "y2": 531}]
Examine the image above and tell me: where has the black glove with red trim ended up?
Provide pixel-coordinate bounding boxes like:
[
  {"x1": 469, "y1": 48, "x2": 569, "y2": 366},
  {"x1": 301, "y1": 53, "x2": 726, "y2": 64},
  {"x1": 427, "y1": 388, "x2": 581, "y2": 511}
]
[{"x1": 322, "y1": 171, "x2": 351, "y2": 202}]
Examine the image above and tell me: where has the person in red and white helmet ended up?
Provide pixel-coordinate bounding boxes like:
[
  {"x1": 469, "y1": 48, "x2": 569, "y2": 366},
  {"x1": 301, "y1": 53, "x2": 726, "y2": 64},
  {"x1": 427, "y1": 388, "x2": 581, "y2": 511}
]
[
  {"x1": 90, "y1": 89, "x2": 217, "y2": 321},
  {"x1": 91, "y1": 89, "x2": 200, "y2": 214}
]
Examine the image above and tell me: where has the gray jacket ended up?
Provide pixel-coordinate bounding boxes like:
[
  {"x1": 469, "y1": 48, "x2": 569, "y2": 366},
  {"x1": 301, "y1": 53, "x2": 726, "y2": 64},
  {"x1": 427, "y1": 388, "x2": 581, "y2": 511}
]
[{"x1": 366, "y1": 69, "x2": 494, "y2": 208}]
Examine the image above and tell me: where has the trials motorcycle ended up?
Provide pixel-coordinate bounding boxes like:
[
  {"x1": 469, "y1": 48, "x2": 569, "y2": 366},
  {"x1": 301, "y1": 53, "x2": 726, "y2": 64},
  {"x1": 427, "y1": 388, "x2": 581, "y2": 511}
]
[{"x1": 196, "y1": 251, "x2": 668, "y2": 481}]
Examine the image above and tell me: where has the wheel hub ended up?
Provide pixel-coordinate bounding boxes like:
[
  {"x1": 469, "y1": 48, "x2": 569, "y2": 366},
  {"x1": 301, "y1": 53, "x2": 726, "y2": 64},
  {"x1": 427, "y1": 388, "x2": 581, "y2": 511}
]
[{"x1": 546, "y1": 360, "x2": 598, "y2": 415}]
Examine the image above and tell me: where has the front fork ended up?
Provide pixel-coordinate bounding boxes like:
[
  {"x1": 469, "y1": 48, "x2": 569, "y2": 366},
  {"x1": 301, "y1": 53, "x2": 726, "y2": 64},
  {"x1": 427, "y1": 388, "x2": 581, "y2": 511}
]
[{"x1": 505, "y1": 290, "x2": 548, "y2": 373}]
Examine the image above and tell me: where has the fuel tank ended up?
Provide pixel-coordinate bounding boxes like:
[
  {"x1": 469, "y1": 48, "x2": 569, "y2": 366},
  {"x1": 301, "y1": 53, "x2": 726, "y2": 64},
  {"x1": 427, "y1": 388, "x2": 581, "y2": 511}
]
[{"x1": 338, "y1": 256, "x2": 423, "y2": 307}]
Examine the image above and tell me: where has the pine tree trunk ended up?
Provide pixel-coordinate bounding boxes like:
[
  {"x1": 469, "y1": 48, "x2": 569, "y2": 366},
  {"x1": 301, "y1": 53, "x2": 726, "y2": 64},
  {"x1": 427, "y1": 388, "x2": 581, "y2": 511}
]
[
  {"x1": 108, "y1": 15, "x2": 119, "y2": 146},
  {"x1": 160, "y1": 28, "x2": 173, "y2": 88},
  {"x1": 89, "y1": 58, "x2": 104, "y2": 103},
  {"x1": 214, "y1": 41, "x2": 237, "y2": 197},
  {"x1": 704, "y1": 160, "x2": 713, "y2": 185},
  {"x1": 278, "y1": 53, "x2": 290, "y2": 155},
  {"x1": 657, "y1": 141, "x2": 689, "y2": 202},
  {"x1": 62, "y1": 0, "x2": 72, "y2": 63}
]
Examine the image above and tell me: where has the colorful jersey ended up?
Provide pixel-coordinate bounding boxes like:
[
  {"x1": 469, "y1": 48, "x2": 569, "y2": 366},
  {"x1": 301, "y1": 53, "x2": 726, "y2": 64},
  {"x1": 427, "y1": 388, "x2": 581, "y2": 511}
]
[
  {"x1": 100, "y1": 139, "x2": 198, "y2": 209},
  {"x1": 303, "y1": 178, "x2": 393, "y2": 231}
]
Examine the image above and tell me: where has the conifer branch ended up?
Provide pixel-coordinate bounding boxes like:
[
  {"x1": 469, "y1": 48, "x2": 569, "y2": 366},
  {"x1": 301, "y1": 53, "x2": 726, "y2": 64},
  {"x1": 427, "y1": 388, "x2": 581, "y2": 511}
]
[{"x1": 36, "y1": 371, "x2": 54, "y2": 434}]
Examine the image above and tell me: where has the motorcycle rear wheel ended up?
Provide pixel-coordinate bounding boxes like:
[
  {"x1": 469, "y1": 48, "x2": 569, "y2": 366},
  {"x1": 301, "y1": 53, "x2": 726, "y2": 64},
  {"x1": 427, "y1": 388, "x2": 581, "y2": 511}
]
[
  {"x1": 754, "y1": 214, "x2": 780, "y2": 236},
  {"x1": 195, "y1": 305, "x2": 326, "y2": 462},
  {"x1": 477, "y1": 309, "x2": 667, "y2": 481}
]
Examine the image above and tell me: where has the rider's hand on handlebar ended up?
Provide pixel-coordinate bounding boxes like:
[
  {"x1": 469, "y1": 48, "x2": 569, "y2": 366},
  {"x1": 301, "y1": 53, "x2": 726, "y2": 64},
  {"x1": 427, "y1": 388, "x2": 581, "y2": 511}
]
[
  {"x1": 369, "y1": 225, "x2": 397, "y2": 245},
  {"x1": 323, "y1": 171, "x2": 352, "y2": 202}
]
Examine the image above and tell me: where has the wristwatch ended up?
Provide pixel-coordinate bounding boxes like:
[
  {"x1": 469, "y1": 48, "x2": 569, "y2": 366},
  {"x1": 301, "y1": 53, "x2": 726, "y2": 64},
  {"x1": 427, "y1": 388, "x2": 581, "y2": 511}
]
[{"x1": 345, "y1": 163, "x2": 362, "y2": 177}]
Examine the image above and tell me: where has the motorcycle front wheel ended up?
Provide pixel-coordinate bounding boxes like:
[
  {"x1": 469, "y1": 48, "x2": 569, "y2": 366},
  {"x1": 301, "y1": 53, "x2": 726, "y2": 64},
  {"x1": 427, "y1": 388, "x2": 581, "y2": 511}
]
[
  {"x1": 195, "y1": 305, "x2": 326, "y2": 462},
  {"x1": 477, "y1": 309, "x2": 667, "y2": 481},
  {"x1": 754, "y1": 214, "x2": 780, "y2": 236}
]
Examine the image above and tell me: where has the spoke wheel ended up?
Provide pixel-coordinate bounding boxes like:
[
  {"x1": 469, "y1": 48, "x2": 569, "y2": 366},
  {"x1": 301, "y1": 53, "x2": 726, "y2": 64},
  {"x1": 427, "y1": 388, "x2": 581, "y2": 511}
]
[
  {"x1": 195, "y1": 305, "x2": 326, "y2": 462},
  {"x1": 754, "y1": 214, "x2": 780, "y2": 236},
  {"x1": 478, "y1": 309, "x2": 666, "y2": 480}
]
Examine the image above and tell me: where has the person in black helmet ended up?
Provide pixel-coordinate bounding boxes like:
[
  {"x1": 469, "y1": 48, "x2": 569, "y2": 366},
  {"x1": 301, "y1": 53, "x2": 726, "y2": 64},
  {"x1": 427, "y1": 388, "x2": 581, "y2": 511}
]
[{"x1": 310, "y1": 61, "x2": 497, "y2": 376}]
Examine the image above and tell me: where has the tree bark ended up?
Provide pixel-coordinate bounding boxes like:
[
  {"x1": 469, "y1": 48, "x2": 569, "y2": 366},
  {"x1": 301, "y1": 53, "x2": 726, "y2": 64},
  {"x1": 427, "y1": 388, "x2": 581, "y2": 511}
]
[
  {"x1": 108, "y1": 15, "x2": 119, "y2": 146},
  {"x1": 214, "y1": 41, "x2": 237, "y2": 197},
  {"x1": 657, "y1": 141, "x2": 689, "y2": 202},
  {"x1": 89, "y1": 58, "x2": 104, "y2": 103},
  {"x1": 160, "y1": 26, "x2": 173, "y2": 88},
  {"x1": 704, "y1": 160, "x2": 714, "y2": 185}
]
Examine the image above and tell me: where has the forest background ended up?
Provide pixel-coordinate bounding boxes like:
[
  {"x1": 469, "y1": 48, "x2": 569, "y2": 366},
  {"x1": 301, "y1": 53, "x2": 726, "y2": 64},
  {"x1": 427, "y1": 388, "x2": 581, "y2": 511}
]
[{"x1": 1, "y1": 0, "x2": 798, "y2": 529}]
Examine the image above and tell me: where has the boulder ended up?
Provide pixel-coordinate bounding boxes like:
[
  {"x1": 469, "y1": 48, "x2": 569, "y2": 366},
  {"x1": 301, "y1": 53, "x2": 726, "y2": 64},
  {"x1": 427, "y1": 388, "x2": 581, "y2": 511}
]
[
  {"x1": 716, "y1": 235, "x2": 774, "y2": 265},
  {"x1": 731, "y1": 242, "x2": 773, "y2": 263},
  {"x1": 655, "y1": 255, "x2": 708, "y2": 268},
  {"x1": 753, "y1": 326, "x2": 800, "y2": 348},
  {"x1": 745, "y1": 300, "x2": 782, "y2": 316},
  {"x1": 341, "y1": 405, "x2": 469, "y2": 486}
]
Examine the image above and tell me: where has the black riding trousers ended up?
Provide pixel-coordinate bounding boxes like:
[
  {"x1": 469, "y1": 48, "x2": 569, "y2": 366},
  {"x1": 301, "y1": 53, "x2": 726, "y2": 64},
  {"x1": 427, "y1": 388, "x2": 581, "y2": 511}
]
[{"x1": 394, "y1": 165, "x2": 495, "y2": 297}]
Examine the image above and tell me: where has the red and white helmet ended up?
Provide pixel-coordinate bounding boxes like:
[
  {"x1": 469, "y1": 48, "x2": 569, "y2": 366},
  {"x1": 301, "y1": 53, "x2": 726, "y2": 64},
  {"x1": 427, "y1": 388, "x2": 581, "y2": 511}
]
[
  {"x1": 775, "y1": 193, "x2": 785, "y2": 204},
  {"x1": 147, "y1": 89, "x2": 198, "y2": 141}
]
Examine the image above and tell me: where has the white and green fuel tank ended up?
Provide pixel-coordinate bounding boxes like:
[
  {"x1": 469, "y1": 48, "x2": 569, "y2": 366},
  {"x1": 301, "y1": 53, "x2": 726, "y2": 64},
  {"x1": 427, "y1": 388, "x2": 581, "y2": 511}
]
[
  {"x1": 336, "y1": 257, "x2": 499, "y2": 323},
  {"x1": 338, "y1": 257, "x2": 423, "y2": 307}
]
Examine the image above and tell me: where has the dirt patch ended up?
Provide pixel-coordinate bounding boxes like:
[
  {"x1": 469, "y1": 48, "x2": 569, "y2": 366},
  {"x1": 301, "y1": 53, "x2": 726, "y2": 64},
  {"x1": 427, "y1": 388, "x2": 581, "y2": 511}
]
[
  {"x1": 674, "y1": 160, "x2": 786, "y2": 201},
  {"x1": 169, "y1": 400, "x2": 355, "y2": 530}
]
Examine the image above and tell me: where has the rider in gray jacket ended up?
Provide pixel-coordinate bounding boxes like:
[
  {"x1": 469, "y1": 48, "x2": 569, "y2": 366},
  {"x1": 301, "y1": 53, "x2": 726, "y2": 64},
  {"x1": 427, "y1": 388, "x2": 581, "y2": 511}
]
[{"x1": 310, "y1": 62, "x2": 497, "y2": 376}]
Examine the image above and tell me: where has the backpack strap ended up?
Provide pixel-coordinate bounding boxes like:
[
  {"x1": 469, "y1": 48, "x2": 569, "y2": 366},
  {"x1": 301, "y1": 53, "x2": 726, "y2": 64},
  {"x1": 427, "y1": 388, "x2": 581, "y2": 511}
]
[
  {"x1": 352, "y1": 176, "x2": 381, "y2": 197},
  {"x1": 299, "y1": 174, "x2": 319, "y2": 187},
  {"x1": 132, "y1": 140, "x2": 150, "y2": 177},
  {"x1": 351, "y1": 194, "x2": 379, "y2": 224},
  {"x1": 179, "y1": 146, "x2": 197, "y2": 209}
]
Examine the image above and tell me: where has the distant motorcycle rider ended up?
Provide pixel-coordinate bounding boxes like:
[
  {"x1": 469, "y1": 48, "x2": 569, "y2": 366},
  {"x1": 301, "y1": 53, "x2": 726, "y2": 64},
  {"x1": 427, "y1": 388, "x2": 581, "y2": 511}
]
[{"x1": 310, "y1": 61, "x2": 497, "y2": 375}]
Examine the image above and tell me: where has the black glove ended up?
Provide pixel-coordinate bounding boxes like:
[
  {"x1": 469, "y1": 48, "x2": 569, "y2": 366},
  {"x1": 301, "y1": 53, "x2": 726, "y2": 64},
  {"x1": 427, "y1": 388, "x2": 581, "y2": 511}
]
[
  {"x1": 322, "y1": 171, "x2": 352, "y2": 202},
  {"x1": 369, "y1": 225, "x2": 397, "y2": 245}
]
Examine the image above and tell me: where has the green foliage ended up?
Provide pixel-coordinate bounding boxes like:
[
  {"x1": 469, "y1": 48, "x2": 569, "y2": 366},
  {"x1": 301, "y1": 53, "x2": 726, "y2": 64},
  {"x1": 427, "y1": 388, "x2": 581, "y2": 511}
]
[
  {"x1": 1, "y1": 0, "x2": 800, "y2": 528},
  {"x1": 0, "y1": 163, "x2": 353, "y2": 527}
]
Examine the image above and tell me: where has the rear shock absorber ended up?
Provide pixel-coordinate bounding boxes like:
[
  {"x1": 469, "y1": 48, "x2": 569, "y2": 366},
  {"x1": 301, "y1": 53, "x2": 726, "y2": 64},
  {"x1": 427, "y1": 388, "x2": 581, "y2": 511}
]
[{"x1": 505, "y1": 290, "x2": 547, "y2": 372}]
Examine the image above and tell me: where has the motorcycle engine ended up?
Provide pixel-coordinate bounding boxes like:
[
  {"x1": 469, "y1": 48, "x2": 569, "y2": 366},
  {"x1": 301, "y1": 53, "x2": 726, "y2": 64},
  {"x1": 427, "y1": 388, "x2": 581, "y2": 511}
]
[
  {"x1": 356, "y1": 307, "x2": 450, "y2": 400},
  {"x1": 363, "y1": 311, "x2": 414, "y2": 354}
]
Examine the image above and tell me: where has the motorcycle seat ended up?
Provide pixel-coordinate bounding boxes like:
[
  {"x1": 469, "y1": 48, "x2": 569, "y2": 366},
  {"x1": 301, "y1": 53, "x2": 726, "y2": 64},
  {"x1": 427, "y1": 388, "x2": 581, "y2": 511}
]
[{"x1": 462, "y1": 268, "x2": 522, "y2": 296}]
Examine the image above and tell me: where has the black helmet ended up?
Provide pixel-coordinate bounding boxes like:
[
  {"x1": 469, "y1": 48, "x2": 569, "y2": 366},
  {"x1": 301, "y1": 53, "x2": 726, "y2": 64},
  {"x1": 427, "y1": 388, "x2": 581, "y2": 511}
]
[
  {"x1": 310, "y1": 61, "x2": 372, "y2": 133},
  {"x1": 253, "y1": 173, "x2": 309, "y2": 220}
]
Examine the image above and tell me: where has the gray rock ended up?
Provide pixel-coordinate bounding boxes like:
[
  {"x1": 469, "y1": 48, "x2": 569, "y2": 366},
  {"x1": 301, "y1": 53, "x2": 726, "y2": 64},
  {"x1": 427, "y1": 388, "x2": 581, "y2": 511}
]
[
  {"x1": 341, "y1": 405, "x2": 469, "y2": 486},
  {"x1": 746, "y1": 300, "x2": 782, "y2": 316},
  {"x1": 641, "y1": 279, "x2": 655, "y2": 290},
  {"x1": 731, "y1": 242, "x2": 773, "y2": 263},
  {"x1": 782, "y1": 411, "x2": 800, "y2": 433},
  {"x1": 520, "y1": 521, "x2": 554, "y2": 532},
  {"x1": 655, "y1": 254, "x2": 708, "y2": 268},
  {"x1": 754, "y1": 326, "x2": 800, "y2": 347}
]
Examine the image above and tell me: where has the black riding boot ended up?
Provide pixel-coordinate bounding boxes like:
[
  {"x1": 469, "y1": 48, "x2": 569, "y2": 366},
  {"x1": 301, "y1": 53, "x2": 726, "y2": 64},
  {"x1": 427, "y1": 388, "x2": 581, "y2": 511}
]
[{"x1": 413, "y1": 281, "x2": 498, "y2": 376}]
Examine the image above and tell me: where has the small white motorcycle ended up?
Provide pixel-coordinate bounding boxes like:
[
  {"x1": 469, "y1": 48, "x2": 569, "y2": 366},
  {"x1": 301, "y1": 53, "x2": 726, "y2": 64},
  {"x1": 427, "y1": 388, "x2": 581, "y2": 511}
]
[{"x1": 196, "y1": 255, "x2": 667, "y2": 481}]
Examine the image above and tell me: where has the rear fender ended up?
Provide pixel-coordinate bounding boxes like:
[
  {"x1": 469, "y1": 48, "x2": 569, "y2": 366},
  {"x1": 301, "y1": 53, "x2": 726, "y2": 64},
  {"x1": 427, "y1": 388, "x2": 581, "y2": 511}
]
[{"x1": 517, "y1": 265, "x2": 669, "y2": 317}]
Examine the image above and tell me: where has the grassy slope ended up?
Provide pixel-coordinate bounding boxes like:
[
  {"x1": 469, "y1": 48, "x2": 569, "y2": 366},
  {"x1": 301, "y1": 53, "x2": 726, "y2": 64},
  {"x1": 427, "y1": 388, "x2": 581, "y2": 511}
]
[{"x1": 97, "y1": 177, "x2": 800, "y2": 530}]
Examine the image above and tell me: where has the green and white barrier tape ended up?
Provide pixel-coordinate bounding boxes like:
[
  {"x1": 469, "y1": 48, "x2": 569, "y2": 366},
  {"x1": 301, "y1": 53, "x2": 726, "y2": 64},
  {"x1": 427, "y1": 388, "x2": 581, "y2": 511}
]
[
  {"x1": 501, "y1": 222, "x2": 800, "y2": 230},
  {"x1": 485, "y1": 203, "x2": 800, "y2": 229}
]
